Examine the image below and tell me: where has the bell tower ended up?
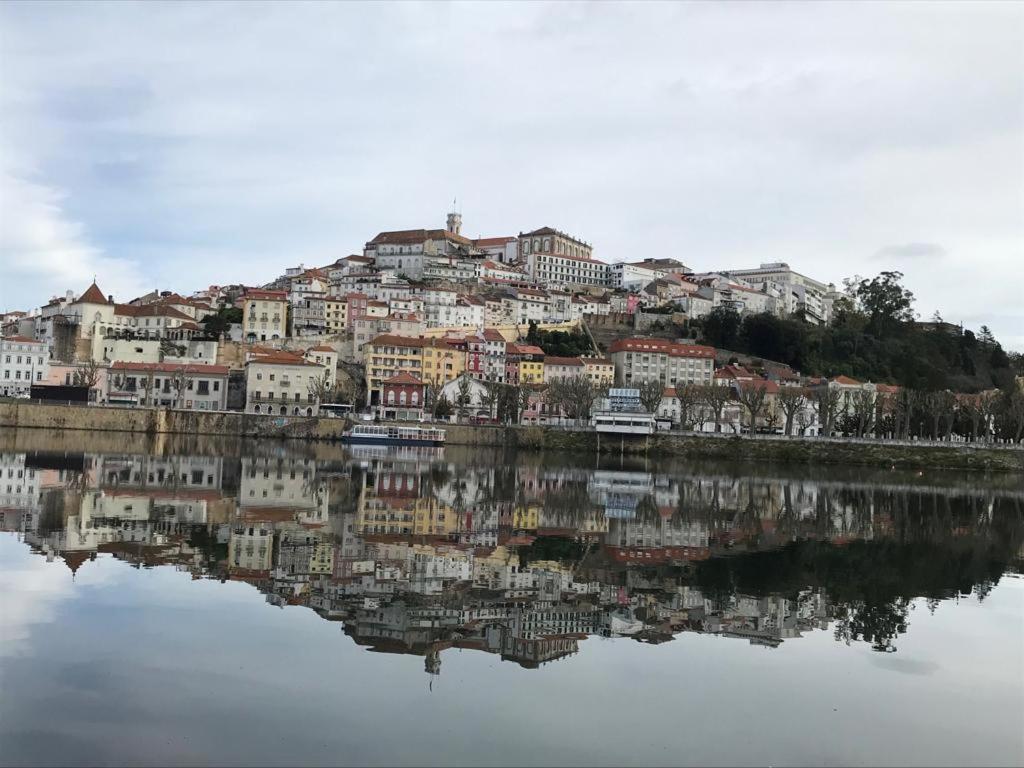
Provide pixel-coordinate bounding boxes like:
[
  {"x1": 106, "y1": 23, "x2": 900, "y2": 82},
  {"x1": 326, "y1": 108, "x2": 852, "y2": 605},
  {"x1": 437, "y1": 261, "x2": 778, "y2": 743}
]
[{"x1": 446, "y1": 199, "x2": 462, "y2": 236}]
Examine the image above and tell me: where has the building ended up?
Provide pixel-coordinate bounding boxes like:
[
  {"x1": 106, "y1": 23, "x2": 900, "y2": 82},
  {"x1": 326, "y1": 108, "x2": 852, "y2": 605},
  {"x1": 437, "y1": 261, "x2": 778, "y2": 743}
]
[
  {"x1": 242, "y1": 290, "x2": 288, "y2": 342},
  {"x1": 364, "y1": 335, "x2": 464, "y2": 404},
  {"x1": 518, "y1": 227, "x2": 608, "y2": 288},
  {"x1": 608, "y1": 338, "x2": 715, "y2": 387},
  {"x1": 245, "y1": 350, "x2": 328, "y2": 416},
  {"x1": 1, "y1": 336, "x2": 49, "y2": 397},
  {"x1": 723, "y1": 263, "x2": 836, "y2": 324},
  {"x1": 106, "y1": 362, "x2": 229, "y2": 410},
  {"x1": 543, "y1": 357, "x2": 586, "y2": 383},
  {"x1": 505, "y1": 344, "x2": 545, "y2": 385},
  {"x1": 379, "y1": 372, "x2": 427, "y2": 421},
  {"x1": 610, "y1": 261, "x2": 669, "y2": 291}
]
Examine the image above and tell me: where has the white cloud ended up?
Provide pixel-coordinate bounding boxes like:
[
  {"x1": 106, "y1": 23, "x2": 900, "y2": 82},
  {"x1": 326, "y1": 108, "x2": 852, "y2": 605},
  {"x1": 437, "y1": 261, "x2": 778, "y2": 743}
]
[{"x1": 0, "y1": 2, "x2": 1020, "y2": 346}]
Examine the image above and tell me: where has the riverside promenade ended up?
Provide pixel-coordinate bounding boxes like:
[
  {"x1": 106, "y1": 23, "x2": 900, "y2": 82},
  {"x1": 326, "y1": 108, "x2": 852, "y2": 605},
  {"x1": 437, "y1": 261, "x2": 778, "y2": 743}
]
[{"x1": 1, "y1": 399, "x2": 1021, "y2": 473}]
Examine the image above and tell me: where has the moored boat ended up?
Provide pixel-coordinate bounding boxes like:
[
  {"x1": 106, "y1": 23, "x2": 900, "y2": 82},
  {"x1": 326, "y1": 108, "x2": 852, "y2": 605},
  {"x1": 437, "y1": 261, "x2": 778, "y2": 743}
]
[{"x1": 341, "y1": 423, "x2": 446, "y2": 446}]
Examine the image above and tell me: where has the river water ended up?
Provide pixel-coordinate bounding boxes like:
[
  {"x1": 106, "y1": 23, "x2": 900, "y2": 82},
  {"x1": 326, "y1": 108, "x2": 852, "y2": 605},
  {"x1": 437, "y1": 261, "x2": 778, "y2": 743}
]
[{"x1": 1, "y1": 430, "x2": 1022, "y2": 767}]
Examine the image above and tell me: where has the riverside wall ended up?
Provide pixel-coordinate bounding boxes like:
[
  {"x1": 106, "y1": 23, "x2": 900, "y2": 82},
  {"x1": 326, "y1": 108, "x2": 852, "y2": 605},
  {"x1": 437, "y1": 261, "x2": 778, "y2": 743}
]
[{"x1": 1, "y1": 401, "x2": 1021, "y2": 473}]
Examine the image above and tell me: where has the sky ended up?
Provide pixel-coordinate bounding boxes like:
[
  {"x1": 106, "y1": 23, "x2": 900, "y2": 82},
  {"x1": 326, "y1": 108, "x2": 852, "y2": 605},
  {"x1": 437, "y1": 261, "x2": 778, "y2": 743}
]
[{"x1": 0, "y1": 2, "x2": 1021, "y2": 349}]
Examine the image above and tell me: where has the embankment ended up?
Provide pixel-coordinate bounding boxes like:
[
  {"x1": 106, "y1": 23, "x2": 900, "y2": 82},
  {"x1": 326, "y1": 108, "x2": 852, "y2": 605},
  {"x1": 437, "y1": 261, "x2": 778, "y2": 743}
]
[{"x1": 1, "y1": 401, "x2": 1020, "y2": 473}]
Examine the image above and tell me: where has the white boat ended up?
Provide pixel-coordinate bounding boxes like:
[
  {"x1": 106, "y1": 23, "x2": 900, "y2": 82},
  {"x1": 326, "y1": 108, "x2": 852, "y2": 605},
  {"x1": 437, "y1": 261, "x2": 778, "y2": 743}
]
[{"x1": 341, "y1": 423, "x2": 446, "y2": 446}]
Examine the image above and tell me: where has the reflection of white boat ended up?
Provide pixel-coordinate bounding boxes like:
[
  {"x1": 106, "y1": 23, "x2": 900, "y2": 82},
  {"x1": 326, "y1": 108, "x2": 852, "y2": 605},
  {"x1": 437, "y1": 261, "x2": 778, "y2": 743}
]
[
  {"x1": 347, "y1": 443, "x2": 445, "y2": 462},
  {"x1": 342, "y1": 424, "x2": 446, "y2": 446}
]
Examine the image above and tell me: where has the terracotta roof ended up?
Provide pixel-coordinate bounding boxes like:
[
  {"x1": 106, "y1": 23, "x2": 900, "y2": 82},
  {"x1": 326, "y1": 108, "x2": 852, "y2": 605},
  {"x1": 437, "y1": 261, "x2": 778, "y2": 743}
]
[
  {"x1": 77, "y1": 282, "x2": 109, "y2": 305},
  {"x1": 369, "y1": 334, "x2": 436, "y2": 349},
  {"x1": 608, "y1": 338, "x2": 716, "y2": 359},
  {"x1": 62, "y1": 550, "x2": 93, "y2": 575},
  {"x1": 246, "y1": 352, "x2": 322, "y2": 368},
  {"x1": 473, "y1": 236, "x2": 516, "y2": 247},
  {"x1": 368, "y1": 228, "x2": 473, "y2": 247},
  {"x1": 737, "y1": 379, "x2": 779, "y2": 394},
  {"x1": 307, "y1": 345, "x2": 336, "y2": 353},
  {"x1": 110, "y1": 361, "x2": 230, "y2": 375},
  {"x1": 482, "y1": 329, "x2": 506, "y2": 342},
  {"x1": 244, "y1": 289, "x2": 288, "y2": 301},
  {"x1": 832, "y1": 375, "x2": 861, "y2": 386},
  {"x1": 582, "y1": 357, "x2": 613, "y2": 366},
  {"x1": 1, "y1": 335, "x2": 44, "y2": 344},
  {"x1": 544, "y1": 356, "x2": 584, "y2": 367},
  {"x1": 384, "y1": 372, "x2": 425, "y2": 386}
]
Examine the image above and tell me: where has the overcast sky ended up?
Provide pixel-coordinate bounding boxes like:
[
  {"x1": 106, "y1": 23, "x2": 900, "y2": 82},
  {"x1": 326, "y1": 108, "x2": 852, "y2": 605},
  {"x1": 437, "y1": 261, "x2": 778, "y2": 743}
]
[{"x1": 1, "y1": 2, "x2": 1021, "y2": 348}]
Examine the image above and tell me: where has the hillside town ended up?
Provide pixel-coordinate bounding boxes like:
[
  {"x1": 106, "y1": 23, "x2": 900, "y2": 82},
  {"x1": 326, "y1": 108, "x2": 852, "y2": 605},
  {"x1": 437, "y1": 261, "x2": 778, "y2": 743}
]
[
  {"x1": 2, "y1": 207, "x2": 1020, "y2": 441},
  {"x1": 5, "y1": 445, "x2": 1018, "y2": 671}
]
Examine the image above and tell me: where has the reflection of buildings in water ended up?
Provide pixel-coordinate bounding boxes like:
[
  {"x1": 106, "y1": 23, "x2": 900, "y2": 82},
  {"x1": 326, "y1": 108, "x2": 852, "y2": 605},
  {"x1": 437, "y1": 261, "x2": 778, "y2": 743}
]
[{"x1": 9, "y1": 448, "x2": 1021, "y2": 671}]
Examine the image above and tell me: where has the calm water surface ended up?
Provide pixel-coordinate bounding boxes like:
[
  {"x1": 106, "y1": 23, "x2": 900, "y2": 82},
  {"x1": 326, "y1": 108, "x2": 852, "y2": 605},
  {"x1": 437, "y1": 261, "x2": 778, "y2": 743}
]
[{"x1": 1, "y1": 430, "x2": 1022, "y2": 767}]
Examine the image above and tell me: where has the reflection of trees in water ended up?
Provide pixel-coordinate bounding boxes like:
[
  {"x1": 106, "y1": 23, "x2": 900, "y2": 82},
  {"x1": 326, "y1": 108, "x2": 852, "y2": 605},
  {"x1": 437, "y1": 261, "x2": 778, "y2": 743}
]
[{"x1": 689, "y1": 495, "x2": 1024, "y2": 652}]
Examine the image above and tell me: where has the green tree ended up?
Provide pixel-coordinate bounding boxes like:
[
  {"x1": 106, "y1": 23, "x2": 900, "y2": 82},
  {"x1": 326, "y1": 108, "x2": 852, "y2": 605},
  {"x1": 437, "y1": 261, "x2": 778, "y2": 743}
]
[{"x1": 701, "y1": 306, "x2": 742, "y2": 350}]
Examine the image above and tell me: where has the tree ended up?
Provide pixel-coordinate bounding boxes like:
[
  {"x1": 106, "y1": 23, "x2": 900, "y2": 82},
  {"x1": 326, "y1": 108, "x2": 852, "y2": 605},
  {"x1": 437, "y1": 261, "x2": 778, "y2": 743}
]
[
  {"x1": 735, "y1": 382, "x2": 768, "y2": 435},
  {"x1": 675, "y1": 384, "x2": 702, "y2": 430},
  {"x1": 545, "y1": 375, "x2": 598, "y2": 422},
  {"x1": 637, "y1": 379, "x2": 664, "y2": 414},
  {"x1": 777, "y1": 387, "x2": 808, "y2": 436},
  {"x1": 850, "y1": 390, "x2": 875, "y2": 438},
  {"x1": 433, "y1": 393, "x2": 453, "y2": 420},
  {"x1": 852, "y1": 271, "x2": 915, "y2": 333},
  {"x1": 924, "y1": 390, "x2": 956, "y2": 440},
  {"x1": 812, "y1": 387, "x2": 842, "y2": 437},
  {"x1": 72, "y1": 360, "x2": 102, "y2": 402},
  {"x1": 698, "y1": 383, "x2": 733, "y2": 433},
  {"x1": 479, "y1": 382, "x2": 498, "y2": 421},
  {"x1": 138, "y1": 371, "x2": 155, "y2": 408},
  {"x1": 700, "y1": 305, "x2": 742, "y2": 350},
  {"x1": 307, "y1": 371, "x2": 334, "y2": 404},
  {"x1": 170, "y1": 367, "x2": 195, "y2": 409},
  {"x1": 455, "y1": 374, "x2": 473, "y2": 421}
]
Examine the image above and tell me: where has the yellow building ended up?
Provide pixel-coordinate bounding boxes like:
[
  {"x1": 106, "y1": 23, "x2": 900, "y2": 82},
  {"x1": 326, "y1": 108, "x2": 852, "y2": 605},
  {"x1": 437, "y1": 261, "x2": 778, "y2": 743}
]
[
  {"x1": 582, "y1": 357, "x2": 615, "y2": 386},
  {"x1": 421, "y1": 337, "x2": 464, "y2": 390},
  {"x1": 324, "y1": 298, "x2": 348, "y2": 334},
  {"x1": 242, "y1": 289, "x2": 288, "y2": 342},
  {"x1": 512, "y1": 503, "x2": 540, "y2": 531},
  {"x1": 365, "y1": 334, "x2": 464, "y2": 404}
]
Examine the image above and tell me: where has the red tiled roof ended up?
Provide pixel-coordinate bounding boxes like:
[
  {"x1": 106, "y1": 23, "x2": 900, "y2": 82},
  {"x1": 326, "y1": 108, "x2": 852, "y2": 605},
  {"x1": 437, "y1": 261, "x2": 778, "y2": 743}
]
[
  {"x1": 482, "y1": 329, "x2": 505, "y2": 342},
  {"x1": 1, "y1": 335, "x2": 44, "y2": 344},
  {"x1": 473, "y1": 236, "x2": 516, "y2": 247},
  {"x1": 384, "y1": 372, "x2": 425, "y2": 386},
  {"x1": 608, "y1": 338, "x2": 716, "y2": 359},
  {"x1": 110, "y1": 361, "x2": 230, "y2": 375},
  {"x1": 368, "y1": 228, "x2": 473, "y2": 247},
  {"x1": 307, "y1": 345, "x2": 336, "y2": 353},
  {"x1": 247, "y1": 351, "x2": 321, "y2": 368},
  {"x1": 77, "y1": 282, "x2": 109, "y2": 304},
  {"x1": 832, "y1": 375, "x2": 861, "y2": 386},
  {"x1": 543, "y1": 356, "x2": 584, "y2": 367},
  {"x1": 244, "y1": 289, "x2": 288, "y2": 301}
]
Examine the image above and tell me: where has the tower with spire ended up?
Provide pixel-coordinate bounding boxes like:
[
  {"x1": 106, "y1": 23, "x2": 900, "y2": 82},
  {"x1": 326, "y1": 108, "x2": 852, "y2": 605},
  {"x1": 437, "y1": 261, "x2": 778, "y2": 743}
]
[{"x1": 446, "y1": 199, "x2": 462, "y2": 237}]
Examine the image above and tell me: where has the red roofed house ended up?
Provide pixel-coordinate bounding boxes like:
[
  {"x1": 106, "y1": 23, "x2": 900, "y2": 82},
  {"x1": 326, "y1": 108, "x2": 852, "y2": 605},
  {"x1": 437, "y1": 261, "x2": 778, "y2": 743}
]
[
  {"x1": 380, "y1": 372, "x2": 427, "y2": 421},
  {"x1": 608, "y1": 337, "x2": 715, "y2": 387}
]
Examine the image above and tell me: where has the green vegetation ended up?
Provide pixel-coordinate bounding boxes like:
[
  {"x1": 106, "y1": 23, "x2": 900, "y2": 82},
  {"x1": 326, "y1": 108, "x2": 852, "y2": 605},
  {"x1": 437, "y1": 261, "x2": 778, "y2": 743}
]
[
  {"x1": 201, "y1": 306, "x2": 243, "y2": 337},
  {"x1": 525, "y1": 322, "x2": 594, "y2": 357},
  {"x1": 695, "y1": 271, "x2": 1016, "y2": 393}
]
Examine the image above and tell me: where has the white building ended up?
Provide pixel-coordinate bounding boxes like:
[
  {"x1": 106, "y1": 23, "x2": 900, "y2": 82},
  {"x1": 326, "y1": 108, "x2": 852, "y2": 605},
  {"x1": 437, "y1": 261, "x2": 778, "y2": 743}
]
[
  {"x1": 245, "y1": 350, "x2": 329, "y2": 416},
  {"x1": 106, "y1": 362, "x2": 230, "y2": 410},
  {"x1": 608, "y1": 338, "x2": 715, "y2": 388},
  {"x1": 723, "y1": 263, "x2": 837, "y2": 324},
  {"x1": 1, "y1": 336, "x2": 49, "y2": 396}
]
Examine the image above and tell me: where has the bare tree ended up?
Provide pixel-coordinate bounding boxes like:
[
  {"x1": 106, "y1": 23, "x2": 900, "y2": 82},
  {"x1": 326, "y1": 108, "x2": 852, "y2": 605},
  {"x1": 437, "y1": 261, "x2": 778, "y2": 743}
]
[
  {"x1": 170, "y1": 367, "x2": 195, "y2": 409},
  {"x1": 138, "y1": 371, "x2": 155, "y2": 408},
  {"x1": 698, "y1": 383, "x2": 733, "y2": 433},
  {"x1": 638, "y1": 379, "x2": 664, "y2": 414},
  {"x1": 850, "y1": 390, "x2": 875, "y2": 438},
  {"x1": 977, "y1": 391, "x2": 999, "y2": 443},
  {"x1": 812, "y1": 387, "x2": 842, "y2": 437},
  {"x1": 735, "y1": 382, "x2": 768, "y2": 435},
  {"x1": 307, "y1": 371, "x2": 334, "y2": 405},
  {"x1": 479, "y1": 382, "x2": 498, "y2": 421},
  {"x1": 777, "y1": 387, "x2": 808, "y2": 436},
  {"x1": 1001, "y1": 390, "x2": 1024, "y2": 443},
  {"x1": 924, "y1": 390, "x2": 956, "y2": 441},
  {"x1": 72, "y1": 359, "x2": 102, "y2": 401},
  {"x1": 675, "y1": 384, "x2": 702, "y2": 431},
  {"x1": 455, "y1": 373, "x2": 473, "y2": 421},
  {"x1": 545, "y1": 375, "x2": 598, "y2": 423}
]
